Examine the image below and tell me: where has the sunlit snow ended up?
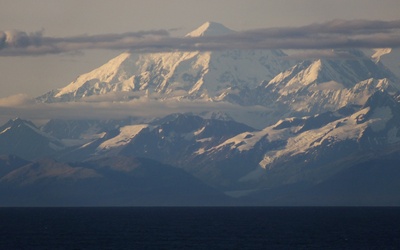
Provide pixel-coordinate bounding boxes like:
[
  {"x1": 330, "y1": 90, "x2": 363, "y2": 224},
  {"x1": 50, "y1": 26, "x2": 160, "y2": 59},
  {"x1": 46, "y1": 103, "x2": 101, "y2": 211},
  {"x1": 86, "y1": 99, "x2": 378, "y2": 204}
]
[{"x1": 97, "y1": 124, "x2": 148, "y2": 150}]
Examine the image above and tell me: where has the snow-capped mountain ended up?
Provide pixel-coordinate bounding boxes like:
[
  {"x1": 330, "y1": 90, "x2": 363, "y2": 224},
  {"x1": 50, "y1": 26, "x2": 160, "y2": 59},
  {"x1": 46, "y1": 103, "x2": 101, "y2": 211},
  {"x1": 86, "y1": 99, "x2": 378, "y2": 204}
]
[
  {"x1": 38, "y1": 22, "x2": 291, "y2": 103},
  {"x1": 204, "y1": 90, "x2": 400, "y2": 190},
  {"x1": 260, "y1": 50, "x2": 399, "y2": 116},
  {"x1": 44, "y1": 90, "x2": 400, "y2": 193},
  {"x1": 40, "y1": 117, "x2": 155, "y2": 146},
  {"x1": 58, "y1": 113, "x2": 255, "y2": 164},
  {"x1": 185, "y1": 21, "x2": 233, "y2": 37},
  {"x1": 36, "y1": 23, "x2": 399, "y2": 131}
]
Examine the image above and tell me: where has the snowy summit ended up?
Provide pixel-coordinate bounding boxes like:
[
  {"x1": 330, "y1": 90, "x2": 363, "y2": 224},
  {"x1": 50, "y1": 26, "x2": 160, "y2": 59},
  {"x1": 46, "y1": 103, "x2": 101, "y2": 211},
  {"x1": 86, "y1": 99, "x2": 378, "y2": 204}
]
[
  {"x1": 185, "y1": 21, "x2": 234, "y2": 37},
  {"x1": 37, "y1": 22, "x2": 290, "y2": 104}
]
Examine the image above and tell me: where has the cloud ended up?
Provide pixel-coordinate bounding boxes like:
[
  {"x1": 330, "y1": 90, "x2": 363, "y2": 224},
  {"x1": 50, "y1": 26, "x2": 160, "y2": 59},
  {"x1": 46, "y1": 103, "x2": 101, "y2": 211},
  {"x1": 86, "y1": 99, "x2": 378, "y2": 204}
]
[
  {"x1": 0, "y1": 94, "x2": 269, "y2": 125},
  {"x1": 0, "y1": 29, "x2": 170, "y2": 56},
  {"x1": 283, "y1": 49, "x2": 365, "y2": 60},
  {"x1": 0, "y1": 94, "x2": 34, "y2": 106},
  {"x1": 0, "y1": 19, "x2": 400, "y2": 56}
]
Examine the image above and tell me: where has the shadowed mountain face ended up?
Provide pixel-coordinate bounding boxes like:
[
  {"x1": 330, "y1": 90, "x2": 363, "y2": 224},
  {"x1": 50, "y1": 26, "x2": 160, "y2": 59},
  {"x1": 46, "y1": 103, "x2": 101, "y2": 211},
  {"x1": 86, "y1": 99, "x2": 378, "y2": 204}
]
[
  {"x1": 0, "y1": 118, "x2": 65, "y2": 160},
  {"x1": 245, "y1": 156, "x2": 400, "y2": 206},
  {"x1": 0, "y1": 156, "x2": 232, "y2": 206},
  {"x1": 0, "y1": 155, "x2": 30, "y2": 178}
]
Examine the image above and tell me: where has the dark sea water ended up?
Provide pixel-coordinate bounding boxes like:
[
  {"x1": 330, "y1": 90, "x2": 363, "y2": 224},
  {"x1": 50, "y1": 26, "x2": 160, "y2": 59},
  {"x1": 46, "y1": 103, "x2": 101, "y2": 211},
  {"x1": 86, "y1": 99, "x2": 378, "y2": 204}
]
[{"x1": 0, "y1": 207, "x2": 399, "y2": 249}]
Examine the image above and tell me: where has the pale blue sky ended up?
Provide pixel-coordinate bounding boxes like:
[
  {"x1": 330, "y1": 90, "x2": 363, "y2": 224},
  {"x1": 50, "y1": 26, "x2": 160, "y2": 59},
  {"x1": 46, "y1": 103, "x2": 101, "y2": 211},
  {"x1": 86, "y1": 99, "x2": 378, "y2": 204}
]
[{"x1": 0, "y1": 0, "x2": 399, "y2": 98}]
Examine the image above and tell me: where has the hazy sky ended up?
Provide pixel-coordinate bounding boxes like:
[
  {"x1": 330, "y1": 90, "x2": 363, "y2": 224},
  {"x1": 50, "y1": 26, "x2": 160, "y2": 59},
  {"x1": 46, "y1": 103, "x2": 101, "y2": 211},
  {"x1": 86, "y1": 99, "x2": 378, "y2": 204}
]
[{"x1": 1, "y1": 0, "x2": 400, "y2": 98}]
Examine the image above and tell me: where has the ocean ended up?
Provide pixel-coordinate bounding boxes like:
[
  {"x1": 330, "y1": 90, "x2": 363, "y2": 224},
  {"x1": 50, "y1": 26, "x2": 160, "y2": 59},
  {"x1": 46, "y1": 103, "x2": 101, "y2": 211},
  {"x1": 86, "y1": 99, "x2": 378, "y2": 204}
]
[{"x1": 0, "y1": 207, "x2": 399, "y2": 249}]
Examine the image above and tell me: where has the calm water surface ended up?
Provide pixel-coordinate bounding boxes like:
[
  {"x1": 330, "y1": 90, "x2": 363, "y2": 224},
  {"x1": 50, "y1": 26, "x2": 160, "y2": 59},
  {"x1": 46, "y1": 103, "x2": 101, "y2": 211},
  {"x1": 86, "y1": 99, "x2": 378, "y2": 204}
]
[{"x1": 0, "y1": 207, "x2": 399, "y2": 249}]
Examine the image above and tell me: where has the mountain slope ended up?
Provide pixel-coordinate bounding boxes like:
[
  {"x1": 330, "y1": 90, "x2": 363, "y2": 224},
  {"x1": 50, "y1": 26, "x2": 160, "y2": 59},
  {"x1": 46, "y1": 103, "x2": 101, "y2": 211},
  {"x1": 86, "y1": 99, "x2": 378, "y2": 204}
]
[
  {"x1": 371, "y1": 48, "x2": 400, "y2": 78},
  {"x1": 0, "y1": 154, "x2": 30, "y2": 178},
  {"x1": 0, "y1": 156, "x2": 231, "y2": 206},
  {"x1": 250, "y1": 91, "x2": 400, "y2": 187},
  {"x1": 246, "y1": 156, "x2": 400, "y2": 206},
  {"x1": 58, "y1": 113, "x2": 255, "y2": 164},
  {"x1": 0, "y1": 118, "x2": 65, "y2": 160},
  {"x1": 185, "y1": 21, "x2": 233, "y2": 37},
  {"x1": 191, "y1": 90, "x2": 400, "y2": 192},
  {"x1": 260, "y1": 50, "x2": 399, "y2": 116}
]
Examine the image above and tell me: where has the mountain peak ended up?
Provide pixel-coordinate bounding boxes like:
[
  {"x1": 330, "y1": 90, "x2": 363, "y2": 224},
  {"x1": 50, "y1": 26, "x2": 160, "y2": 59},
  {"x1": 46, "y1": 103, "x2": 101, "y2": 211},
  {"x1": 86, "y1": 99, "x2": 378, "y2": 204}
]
[
  {"x1": 2, "y1": 117, "x2": 36, "y2": 129},
  {"x1": 185, "y1": 21, "x2": 234, "y2": 37}
]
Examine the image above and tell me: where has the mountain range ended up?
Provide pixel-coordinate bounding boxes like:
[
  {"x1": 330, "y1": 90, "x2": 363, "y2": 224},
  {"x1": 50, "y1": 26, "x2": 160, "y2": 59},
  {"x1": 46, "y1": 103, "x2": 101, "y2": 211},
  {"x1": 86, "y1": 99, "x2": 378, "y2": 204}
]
[
  {"x1": 38, "y1": 22, "x2": 291, "y2": 105},
  {"x1": 2, "y1": 22, "x2": 400, "y2": 206}
]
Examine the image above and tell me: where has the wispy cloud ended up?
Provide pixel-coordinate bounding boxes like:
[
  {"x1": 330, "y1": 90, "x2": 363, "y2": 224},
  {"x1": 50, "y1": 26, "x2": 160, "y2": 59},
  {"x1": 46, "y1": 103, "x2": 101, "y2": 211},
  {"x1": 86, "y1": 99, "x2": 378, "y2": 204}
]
[
  {"x1": 0, "y1": 94, "x2": 268, "y2": 124},
  {"x1": 0, "y1": 19, "x2": 400, "y2": 56},
  {"x1": 0, "y1": 29, "x2": 170, "y2": 56}
]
